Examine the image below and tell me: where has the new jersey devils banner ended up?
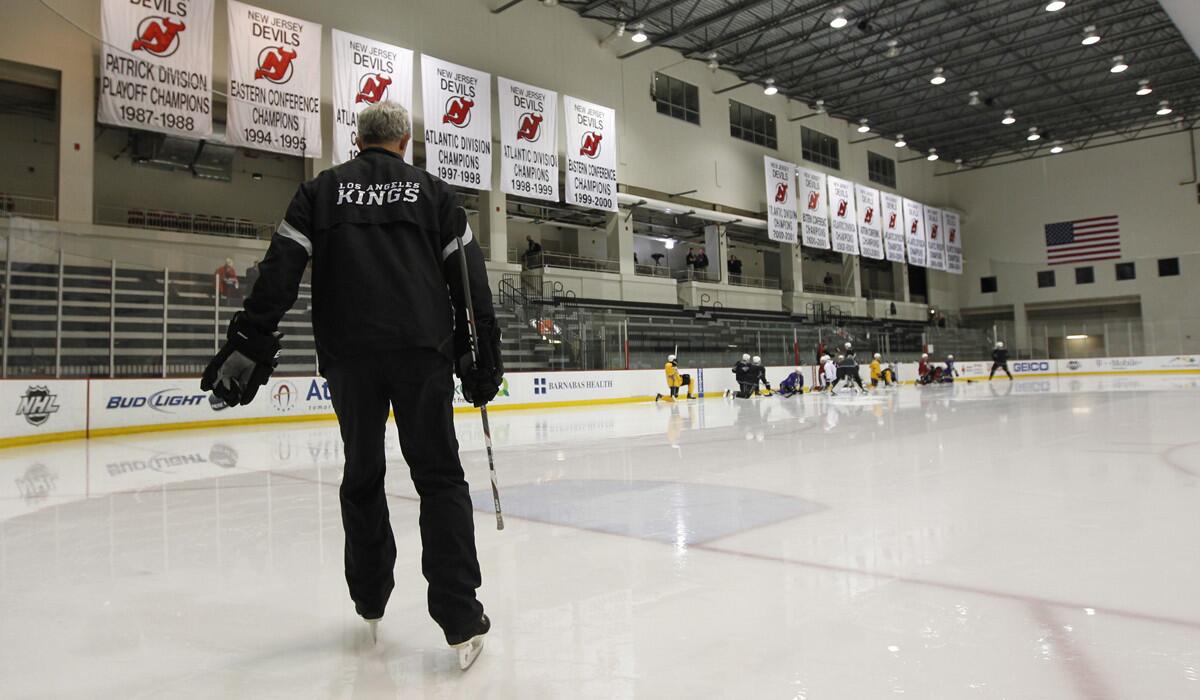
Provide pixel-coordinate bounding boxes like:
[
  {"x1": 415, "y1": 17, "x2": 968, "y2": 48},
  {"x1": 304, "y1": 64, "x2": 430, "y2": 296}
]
[
  {"x1": 226, "y1": 1, "x2": 321, "y2": 157},
  {"x1": 855, "y1": 184, "x2": 884, "y2": 260},
  {"x1": 881, "y1": 192, "x2": 906, "y2": 262},
  {"x1": 421, "y1": 55, "x2": 492, "y2": 189},
  {"x1": 99, "y1": 0, "x2": 214, "y2": 139},
  {"x1": 827, "y1": 176, "x2": 859, "y2": 256},
  {"x1": 944, "y1": 210, "x2": 963, "y2": 274},
  {"x1": 564, "y1": 96, "x2": 618, "y2": 211},
  {"x1": 799, "y1": 168, "x2": 831, "y2": 250},
  {"x1": 764, "y1": 156, "x2": 798, "y2": 244},
  {"x1": 498, "y1": 78, "x2": 558, "y2": 202},
  {"x1": 925, "y1": 206, "x2": 947, "y2": 271},
  {"x1": 332, "y1": 30, "x2": 413, "y2": 165},
  {"x1": 902, "y1": 198, "x2": 927, "y2": 267}
]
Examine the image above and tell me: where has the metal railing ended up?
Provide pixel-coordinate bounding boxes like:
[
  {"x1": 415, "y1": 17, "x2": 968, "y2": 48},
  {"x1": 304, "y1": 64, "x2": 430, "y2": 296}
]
[
  {"x1": 95, "y1": 205, "x2": 274, "y2": 240},
  {"x1": 635, "y1": 263, "x2": 673, "y2": 278},
  {"x1": 728, "y1": 273, "x2": 780, "y2": 290},
  {"x1": 863, "y1": 286, "x2": 902, "y2": 301},
  {"x1": 802, "y1": 283, "x2": 853, "y2": 296},
  {"x1": 673, "y1": 268, "x2": 721, "y2": 283},
  {"x1": 0, "y1": 194, "x2": 57, "y2": 220},
  {"x1": 524, "y1": 251, "x2": 620, "y2": 274}
]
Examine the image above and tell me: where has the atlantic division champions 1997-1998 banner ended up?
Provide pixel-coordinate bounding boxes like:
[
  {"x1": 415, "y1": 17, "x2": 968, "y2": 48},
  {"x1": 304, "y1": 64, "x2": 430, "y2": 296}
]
[
  {"x1": 764, "y1": 156, "x2": 798, "y2": 244},
  {"x1": 99, "y1": 0, "x2": 213, "y2": 139},
  {"x1": 799, "y1": 168, "x2": 831, "y2": 250},
  {"x1": 827, "y1": 176, "x2": 860, "y2": 256},
  {"x1": 498, "y1": 78, "x2": 558, "y2": 203},
  {"x1": 226, "y1": 0, "x2": 321, "y2": 157},
  {"x1": 421, "y1": 55, "x2": 492, "y2": 189},
  {"x1": 331, "y1": 30, "x2": 413, "y2": 165},
  {"x1": 564, "y1": 96, "x2": 618, "y2": 212},
  {"x1": 881, "y1": 192, "x2": 906, "y2": 263}
]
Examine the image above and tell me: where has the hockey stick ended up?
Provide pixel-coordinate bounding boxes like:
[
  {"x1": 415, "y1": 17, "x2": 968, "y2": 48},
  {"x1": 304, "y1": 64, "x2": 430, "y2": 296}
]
[{"x1": 452, "y1": 207, "x2": 504, "y2": 531}]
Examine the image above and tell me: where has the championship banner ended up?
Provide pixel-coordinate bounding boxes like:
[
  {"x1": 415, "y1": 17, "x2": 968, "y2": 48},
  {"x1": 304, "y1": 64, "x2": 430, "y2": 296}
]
[
  {"x1": 925, "y1": 206, "x2": 947, "y2": 271},
  {"x1": 881, "y1": 192, "x2": 906, "y2": 263},
  {"x1": 827, "y1": 176, "x2": 859, "y2": 255},
  {"x1": 944, "y1": 210, "x2": 963, "y2": 274},
  {"x1": 564, "y1": 96, "x2": 618, "y2": 211},
  {"x1": 226, "y1": 0, "x2": 321, "y2": 157},
  {"x1": 799, "y1": 168, "x2": 831, "y2": 249},
  {"x1": 855, "y1": 184, "x2": 884, "y2": 260},
  {"x1": 331, "y1": 30, "x2": 413, "y2": 165},
  {"x1": 421, "y1": 55, "x2": 492, "y2": 189},
  {"x1": 764, "y1": 156, "x2": 798, "y2": 244},
  {"x1": 902, "y1": 198, "x2": 927, "y2": 267},
  {"x1": 98, "y1": 0, "x2": 213, "y2": 139},
  {"x1": 498, "y1": 77, "x2": 558, "y2": 202}
]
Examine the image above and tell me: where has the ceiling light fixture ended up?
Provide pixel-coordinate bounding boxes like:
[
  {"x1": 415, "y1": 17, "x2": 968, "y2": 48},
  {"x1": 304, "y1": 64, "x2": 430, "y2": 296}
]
[
  {"x1": 1157, "y1": 100, "x2": 1173, "y2": 116},
  {"x1": 1001, "y1": 109, "x2": 1016, "y2": 125},
  {"x1": 830, "y1": 7, "x2": 848, "y2": 29},
  {"x1": 968, "y1": 90, "x2": 981, "y2": 106},
  {"x1": 1045, "y1": 1, "x2": 1066, "y2": 11},
  {"x1": 954, "y1": 158, "x2": 964, "y2": 170},
  {"x1": 630, "y1": 23, "x2": 648, "y2": 43},
  {"x1": 894, "y1": 134, "x2": 907, "y2": 148},
  {"x1": 1110, "y1": 55, "x2": 1128, "y2": 73},
  {"x1": 857, "y1": 118, "x2": 870, "y2": 133},
  {"x1": 1136, "y1": 79, "x2": 1152, "y2": 96},
  {"x1": 926, "y1": 148, "x2": 939, "y2": 161},
  {"x1": 930, "y1": 67, "x2": 947, "y2": 85},
  {"x1": 1081, "y1": 25, "x2": 1100, "y2": 45},
  {"x1": 1027, "y1": 127, "x2": 1041, "y2": 141},
  {"x1": 884, "y1": 39, "x2": 901, "y2": 58},
  {"x1": 1050, "y1": 141, "x2": 1064, "y2": 154},
  {"x1": 763, "y1": 78, "x2": 778, "y2": 96},
  {"x1": 814, "y1": 99, "x2": 826, "y2": 114}
]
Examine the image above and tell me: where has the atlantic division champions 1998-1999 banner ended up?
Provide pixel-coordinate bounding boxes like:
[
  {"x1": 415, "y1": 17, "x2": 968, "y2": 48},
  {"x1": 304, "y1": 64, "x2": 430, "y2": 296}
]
[
  {"x1": 421, "y1": 55, "x2": 492, "y2": 189},
  {"x1": 881, "y1": 192, "x2": 907, "y2": 263},
  {"x1": 331, "y1": 30, "x2": 413, "y2": 165},
  {"x1": 827, "y1": 175, "x2": 860, "y2": 256},
  {"x1": 498, "y1": 78, "x2": 558, "y2": 203},
  {"x1": 98, "y1": 0, "x2": 213, "y2": 139},
  {"x1": 764, "y1": 156, "x2": 798, "y2": 244},
  {"x1": 564, "y1": 96, "x2": 618, "y2": 212},
  {"x1": 226, "y1": 0, "x2": 321, "y2": 157}
]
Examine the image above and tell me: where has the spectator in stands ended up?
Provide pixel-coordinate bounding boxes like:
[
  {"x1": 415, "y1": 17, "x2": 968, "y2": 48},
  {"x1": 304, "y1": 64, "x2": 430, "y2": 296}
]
[
  {"x1": 216, "y1": 258, "x2": 239, "y2": 301},
  {"x1": 523, "y1": 236, "x2": 542, "y2": 267},
  {"x1": 823, "y1": 272, "x2": 834, "y2": 289},
  {"x1": 728, "y1": 255, "x2": 742, "y2": 284},
  {"x1": 695, "y1": 249, "x2": 710, "y2": 277},
  {"x1": 686, "y1": 248, "x2": 697, "y2": 270}
]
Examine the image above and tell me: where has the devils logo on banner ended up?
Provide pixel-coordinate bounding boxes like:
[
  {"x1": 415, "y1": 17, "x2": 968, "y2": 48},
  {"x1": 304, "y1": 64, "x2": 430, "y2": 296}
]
[
  {"x1": 925, "y1": 206, "x2": 947, "y2": 271},
  {"x1": 943, "y1": 210, "x2": 963, "y2": 274},
  {"x1": 827, "y1": 176, "x2": 859, "y2": 256},
  {"x1": 564, "y1": 96, "x2": 617, "y2": 212},
  {"x1": 498, "y1": 78, "x2": 558, "y2": 202},
  {"x1": 421, "y1": 55, "x2": 492, "y2": 190},
  {"x1": 98, "y1": 0, "x2": 214, "y2": 139},
  {"x1": 764, "y1": 156, "x2": 798, "y2": 244},
  {"x1": 881, "y1": 192, "x2": 906, "y2": 263},
  {"x1": 855, "y1": 184, "x2": 885, "y2": 260},
  {"x1": 798, "y1": 168, "x2": 831, "y2": 250},
  {"x1": 226, "y1": 0, "x2": 321, "y2": 157},
  {"x1": 332, "y1": 30, "x2": 413, "y2": 165},
  {"x1": 902, "y1": 198, "x2": 928, "y2": 267}
]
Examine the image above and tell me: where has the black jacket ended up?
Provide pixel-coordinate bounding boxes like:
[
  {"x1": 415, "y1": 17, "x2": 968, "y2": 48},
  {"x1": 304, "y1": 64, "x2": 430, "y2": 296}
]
[
  {"x1": 733, "y1": 360, "x2": 755, "y2": 383},
  {"x1": 242, "y1": 147, "x2": 493, "y2": 370},
  {"x1": 992, "y1": 348, "x2": 1009, "y2": 364}
]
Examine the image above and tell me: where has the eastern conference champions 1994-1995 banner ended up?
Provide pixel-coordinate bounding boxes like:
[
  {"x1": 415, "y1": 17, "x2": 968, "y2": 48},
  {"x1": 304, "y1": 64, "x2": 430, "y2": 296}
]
[
  {"x1": 943, "y1": 210, "x2": 963, "y2": 274},
  {"x1": 925, "y1": 206, "x2": 947, "y2": 271},
  {"x1": 421, "y1": 55, "x2": 492, "y2": 189},
  {"x1": 564, "y1": 96, "x2": 618, "y2": 212},
  {"x1": 498, "y1": 78, "x2": 558, "y2": 203},
  {"x1": 764, "y1": 157, "x2": 798, "y2": 244},
  {"x1": 855, "y1": 184, "x2": 884, "y2": 260},
  {"x1": 226, "y1": 0, "x2": 321, "y2": 157},
  {"x1": 902, "y1": 198, "x2": 928, "y2": 267},
  {"x1": 99, "y1": 0, "x2": 214, "y2": 139},
  {"x1": 331, "y1": 29, "x2": 413, "y2": 165},
  {"x1": 827, "y1": 176, "x2": 860, "y2": 256},
  {"x1": 881, "y1": 192, "x2": 906, "y2": 263},
  {"x1": 799, "y1": 168, "x2": 831, "y2": 249}
]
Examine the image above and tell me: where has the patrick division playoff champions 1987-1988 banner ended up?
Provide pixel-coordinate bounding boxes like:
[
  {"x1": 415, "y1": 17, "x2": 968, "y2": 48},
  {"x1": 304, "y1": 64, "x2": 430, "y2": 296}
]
[{"x1": 331, "y1": 30, "x2": 413, "y2": 165}]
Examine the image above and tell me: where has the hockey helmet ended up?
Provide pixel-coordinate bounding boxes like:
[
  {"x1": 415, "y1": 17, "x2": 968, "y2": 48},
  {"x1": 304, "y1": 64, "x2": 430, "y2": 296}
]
[
  {"x1": 742, "y1": 353, "x2": 751, "y2": 362},
  {"x1": 668, "y1": 354, "x2": 677, "y2": 363},
  {"x1": 873, "y1": 352, "x2": 882, "y2": 359},
  {"x1": 995, "y1": 341, "x2": 1005, "y2": 349},
  {"x1": 844, "y1": 342, "x2": 853, "y2": 350},
  {"x1": 752, "y1": 355, "x2": 762, "y2": 365}
]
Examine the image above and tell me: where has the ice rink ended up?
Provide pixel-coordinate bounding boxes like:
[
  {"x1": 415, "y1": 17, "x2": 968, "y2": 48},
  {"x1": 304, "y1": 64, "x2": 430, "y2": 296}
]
[{"x1": 2, "y1": 376, "x2": 1199, "y2": 699}]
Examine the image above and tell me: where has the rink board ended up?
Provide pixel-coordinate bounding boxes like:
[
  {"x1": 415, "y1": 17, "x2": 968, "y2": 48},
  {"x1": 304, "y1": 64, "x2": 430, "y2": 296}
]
[{"x1": 1, "y1": 355, "x2": 1197, "y2": 446}]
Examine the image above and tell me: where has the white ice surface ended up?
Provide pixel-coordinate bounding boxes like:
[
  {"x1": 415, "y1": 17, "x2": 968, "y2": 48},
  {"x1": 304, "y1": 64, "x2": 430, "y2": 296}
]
[{"x1": 1, "y1": 376, "x2": 1199, "y2": 698}]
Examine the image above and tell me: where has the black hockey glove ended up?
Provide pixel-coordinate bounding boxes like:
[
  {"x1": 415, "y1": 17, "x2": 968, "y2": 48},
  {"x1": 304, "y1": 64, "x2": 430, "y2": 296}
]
[
  {"x1": 201, "y1": 312, "x2": 282, "y2": 407},
  {"x1": 456, "y1": 320, "x2": 504, "y2": 408}
]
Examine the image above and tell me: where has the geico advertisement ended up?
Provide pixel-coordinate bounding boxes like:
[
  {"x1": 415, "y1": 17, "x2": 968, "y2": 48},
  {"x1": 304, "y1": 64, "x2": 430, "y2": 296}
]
[{"x1": 0, "y1": 380, "x2": 89, "y2": 439}]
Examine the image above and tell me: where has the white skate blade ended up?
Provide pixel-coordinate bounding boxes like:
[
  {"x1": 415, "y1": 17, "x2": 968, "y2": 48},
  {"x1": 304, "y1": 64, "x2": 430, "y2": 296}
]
[
  {"x1": 453, "y1": 634, "x2": 485, "y2": 670},
  {"x1": 365, "y1": 618, "x2": 380, "y2": 645}
]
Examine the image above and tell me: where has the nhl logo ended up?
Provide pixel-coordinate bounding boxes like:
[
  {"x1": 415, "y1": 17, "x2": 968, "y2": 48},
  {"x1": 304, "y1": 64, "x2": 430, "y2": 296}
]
[
  {"x1": 16, "y1": 386, "x2": 60, "y2": 426},
  {"x1": 255, "y1": 46, "x2": 298, "y2": 84},
  {"x1": 132, "y1": 16, "x2": 186, "y2": 57}
]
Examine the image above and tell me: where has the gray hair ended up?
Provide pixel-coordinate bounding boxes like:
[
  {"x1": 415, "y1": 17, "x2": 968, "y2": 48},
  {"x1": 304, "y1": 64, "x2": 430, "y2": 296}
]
[{"x1": 357, "y1": 101, "x2": 411, "y2": 145}]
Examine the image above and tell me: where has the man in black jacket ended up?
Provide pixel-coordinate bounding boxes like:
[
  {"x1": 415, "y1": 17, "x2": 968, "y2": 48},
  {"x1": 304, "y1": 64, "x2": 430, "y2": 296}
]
[
  {"x1": 201, "y1": 102, "x2": 499, "y2": 669},
  {"x1": 990, "y1": 341, "x2": 1013, "y2": 380}
]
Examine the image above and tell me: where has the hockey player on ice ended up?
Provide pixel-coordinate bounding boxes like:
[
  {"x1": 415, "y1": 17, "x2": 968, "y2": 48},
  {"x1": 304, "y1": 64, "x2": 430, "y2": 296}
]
[
  {"x1": 729, "y1": 353, "x2": 756, "y2": 398},
  {"x1": 200, "y1": 103, "x2": 494, "y2": 670},
  {"x1": 751, "y1": 355, "x2": 773, "y2": 396},
  {"x1": 918, "y1": 353, "x2": 932, "y2": 385},
  {"x1": 657, "y1": 354, "x2": 696, "y2": 403},
  {"x1": 778, "y1": 368, "x2": 805, "y2": 397},
  {"x1": 822, "y1": 355, "x2": 839, "y2": 393},
  {"x1": 833, "y1": 343, "x2": 866, "y2": 394},
  {"x1": 943, "y1": 354, "x2": 960, "y2": 383},
  {"x1": 990, "y1": 341, "x2": 1014, "y2": 380},
  {"x1": 869, "y1": 353, "x2": 884, "y2": 389}
]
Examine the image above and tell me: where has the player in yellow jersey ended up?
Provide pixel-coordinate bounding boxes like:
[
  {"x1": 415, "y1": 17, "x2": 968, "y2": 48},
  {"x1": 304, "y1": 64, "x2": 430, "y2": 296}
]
[{"x1": 656, "y1": 354, "x2": 696, "y2": 403}]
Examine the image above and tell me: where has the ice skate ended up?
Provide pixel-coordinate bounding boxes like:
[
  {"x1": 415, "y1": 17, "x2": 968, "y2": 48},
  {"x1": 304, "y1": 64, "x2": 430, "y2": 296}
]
[
  {"x1": 364, "y1": 616, "x2": 381, "y2": 644},
  {"x1": 448, "y1": 614, "x2": 490, "y2": 670}
]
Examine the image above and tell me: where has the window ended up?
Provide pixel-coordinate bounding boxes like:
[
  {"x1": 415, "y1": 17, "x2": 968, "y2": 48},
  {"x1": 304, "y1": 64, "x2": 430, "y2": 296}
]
[
  {"x1": 1037, "y1": 270, "x2": 1056, "y2": 288},
  {"x1": 1158, "y1": 257, "x2": 1180, "y2": 277},
  {"x1": 867, "y1": 151, "x2": 897, "y2": 188},
  {"x1": 654, "y1": 73, "x2": 699, "y2": 125},
  {"x1": 1115, "y1": 262, "x2": 1136, "y2": 281},
  {"x1": 980, "y1": 276, "x2": 997, "y2": 293},
  {"x1": 1075, "y1": 266, "x2": 1094, "y2": 284},
  {"x1": 801, "y1": 126, "x2": 840, "y2": 169},
  {"x1": 729, "y1": 100, "x2": 776, "y2": 148}
]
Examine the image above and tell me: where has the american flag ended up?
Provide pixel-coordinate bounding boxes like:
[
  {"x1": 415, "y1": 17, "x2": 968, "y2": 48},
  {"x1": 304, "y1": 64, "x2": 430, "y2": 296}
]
[{"x1": 1044, "y1": 215, "x2": 1121, "y2": 265}]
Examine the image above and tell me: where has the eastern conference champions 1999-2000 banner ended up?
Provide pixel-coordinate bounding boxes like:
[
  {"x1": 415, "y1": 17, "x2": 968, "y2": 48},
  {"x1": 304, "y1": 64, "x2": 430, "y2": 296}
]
[
  {"x1": 226, "y1": 0, "x2": 322, "y2": 157},
  {"x1": 331, "y1": 29, "x2": 413, "y2": 165},
  {"x1": 564, "y1": 96, "x2": 618, "y2": 212},
  {"x1": 421, "y1": 55, "x2": 492, "y2": 190},
  {"x1": 764, "y1": 156, "x2": 798, "y2": 244},
  {"x1": 799, "y1": 167, "x2": 831, "y2": 250},
  {"x1": 98, "y1": 0, "x2": 214, "y2": 139},
  {"x1": 498, "y1": 77, "x2": 559, "y2": 203}
]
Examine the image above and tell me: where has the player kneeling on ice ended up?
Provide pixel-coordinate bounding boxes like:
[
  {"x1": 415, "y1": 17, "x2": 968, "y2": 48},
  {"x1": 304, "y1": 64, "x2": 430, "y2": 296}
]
[
  {"x1": 822, "y1": 354, "x2": 838, "y2": 393},
  {"x1": 869, "y1": 353, "x2": 884, "y2": 389},
  {"x1": 201, "y1": 102, "x2": 495, "y2": 670},
  {"x1": 881, "y1": 360, "x2": 897, "y2": 386},
  {"x1": 778, "y1": 367, "x2": 805, "y2": 397},
  {"x1": 917, "y1": 353, "x2": 933, "y2": 385},
  {"x1": 942, "y1": 354, "x2": 960, "y2": 383},
  {"x1": 730, "y1": 353, "x2": 757, "y2": 398},
  {"x1": 751, "y1": 356, "x2": 773, "y2": 396},
  {"x1": 656, "y1": 354, "x2": 696, "y2": 403}
]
